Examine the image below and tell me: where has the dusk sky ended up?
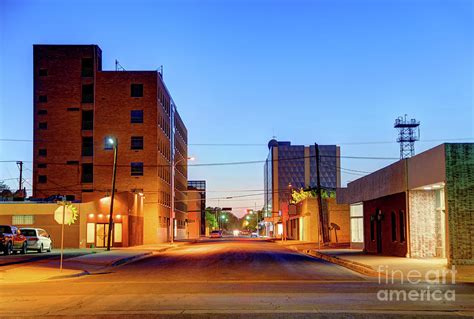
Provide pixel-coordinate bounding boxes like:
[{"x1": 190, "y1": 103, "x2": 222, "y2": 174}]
[{"x1": 0, "y1": 0, "x2": 472, "y2": 216}]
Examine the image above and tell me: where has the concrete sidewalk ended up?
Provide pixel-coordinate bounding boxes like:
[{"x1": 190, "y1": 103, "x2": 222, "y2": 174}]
[
  {"x1": 280, "y1": 240, "x2": 474, "y2": 283},
  {"x1": 0, "y1": 242, "x2": 187, "y2": 284}
]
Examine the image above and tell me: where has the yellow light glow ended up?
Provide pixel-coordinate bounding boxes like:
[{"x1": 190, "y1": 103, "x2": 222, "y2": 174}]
[
  {"x1": 116, "y1": 214, "x2": 121, "y2": 219},
  {"x1": 88, "y1": 213, "x2": 95, "y2": 218},
  {"x1": 98, "y1": 214, "x2": 104, "y2": 218}
]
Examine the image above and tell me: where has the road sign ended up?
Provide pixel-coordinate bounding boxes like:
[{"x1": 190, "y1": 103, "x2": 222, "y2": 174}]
[
  {"x1": 222, "y1": 207, "x2": 232, "y2": 211},
  {"x1": 54, "y1": 205, "x2": 73, "y2": 224}
]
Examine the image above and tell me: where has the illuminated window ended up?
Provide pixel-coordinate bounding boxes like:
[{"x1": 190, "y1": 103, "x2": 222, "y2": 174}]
[
  {"x1": 12, "y1": 215, "x2": 34, "y2": 225},
  {"x1": 86, "y1": 223, "x2": 95, "y2": 243},
  {"x1": 114, "y1": 223, "x2": 122, "y2": 243}
]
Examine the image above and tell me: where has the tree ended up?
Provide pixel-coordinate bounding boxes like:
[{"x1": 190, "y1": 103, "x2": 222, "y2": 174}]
[
  {"x1": 205, "y1": 208, "x2": 218, "y2": 230},
  {"x1": 290, "y1": 188, "x2": 335, "y2": 204},
  {"x1": 0, "y1": 181, "x2": 12, "y2": 201}
]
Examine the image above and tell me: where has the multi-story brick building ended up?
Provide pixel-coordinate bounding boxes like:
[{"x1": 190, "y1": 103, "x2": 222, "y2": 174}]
[
  {"x1": 32, "y1": 44, "x2": 188, "y2": 245},
  {"x1": 187, "y1": 180, "x2": 206, "y2": 236},
  {"x1": 263, "y1": 139, "x2": 340, "y2": 237}
]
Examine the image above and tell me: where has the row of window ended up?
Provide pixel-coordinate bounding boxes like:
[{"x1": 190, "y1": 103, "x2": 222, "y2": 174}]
[
  {"x1": 37, "y1": 84, "x2": 144, "y2": 105},
  {"x1": 37, "y1": 162, "x2": 145, "y2": 184}
]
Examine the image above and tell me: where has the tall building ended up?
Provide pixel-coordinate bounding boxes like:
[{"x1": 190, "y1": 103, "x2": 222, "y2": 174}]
[
  {"x1": 263, "y1": 140, "x2": 340, "y2": 237},
  {"x1": 32, "y1": 44, "x2": 188, "y2": 245},
  {"x1": 187, "y1": 180, "x2": 206, "y2": 236}
]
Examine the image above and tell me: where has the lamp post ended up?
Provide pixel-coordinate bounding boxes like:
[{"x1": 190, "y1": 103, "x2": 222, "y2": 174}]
[
  {"x1": 170, "y1": 156, "x2": 194, "y2": 243},
  {"x1": 106, "y1": 137, "x2": 118, "y2": 251}
]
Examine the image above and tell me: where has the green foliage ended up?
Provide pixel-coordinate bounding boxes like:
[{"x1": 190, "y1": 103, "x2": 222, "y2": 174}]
[
  {"x1": 290, "y1": 188, "x2": 336, "y2": 204},
  {"x1": 205, "y1": 209, "x2": 218, "y2": 230}
]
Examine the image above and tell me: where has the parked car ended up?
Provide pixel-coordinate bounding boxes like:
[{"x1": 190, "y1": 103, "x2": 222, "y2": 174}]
[
  {"x1": 210, "y1": 230, "x2": 223, "y2": 238},
  {"x1": 250, "y1": 231, "x2": 258, "y2": 238},
  {"x1": 20, "y1": 228, "x2": 52, "y2": 253},
  {"x1": 0, "y1": 225, "x2": 27, "y2": 255}
]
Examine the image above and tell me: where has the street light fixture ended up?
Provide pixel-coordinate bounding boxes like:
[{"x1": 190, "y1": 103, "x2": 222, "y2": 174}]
[
  {"x1": 170, "y1": 155, "x2": 195, "y2": 243},
  {"x1": 106, "y1": 136, "x2": 118, "y2": 251}
]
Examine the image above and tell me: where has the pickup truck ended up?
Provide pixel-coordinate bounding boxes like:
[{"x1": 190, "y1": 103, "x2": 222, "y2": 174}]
[{"x1": 0, "y1": 225, "x2": 27, "y2": 255}]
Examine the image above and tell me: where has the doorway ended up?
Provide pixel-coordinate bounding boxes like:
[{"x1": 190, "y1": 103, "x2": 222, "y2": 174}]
[{"x1": 95, "y1": 223, "x2": 110, "y2": 248}]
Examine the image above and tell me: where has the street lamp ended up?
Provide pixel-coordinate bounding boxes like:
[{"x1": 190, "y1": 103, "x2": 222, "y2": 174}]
[
  {"x1": 106, "y1": 136, "x2": 118, "y2": 251},
  {"x1": 170, "y1": 155, "x2": 194, "y2": 243}
]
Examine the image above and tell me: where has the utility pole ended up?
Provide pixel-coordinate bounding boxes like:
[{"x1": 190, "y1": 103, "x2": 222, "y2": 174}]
[
  {"x1": 16, "y1": 161, "x2": 23, "y2": 193},
  {"x1": 315, "y1": 143, "x2": 325, "y2": 248},
  {"x1": 106, "y1": 138, "x2": 118, "y2": 251}
]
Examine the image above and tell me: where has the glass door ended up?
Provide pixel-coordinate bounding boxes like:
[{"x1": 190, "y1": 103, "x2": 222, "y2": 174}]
[{"x1": 95, "y1": 223, "x2": 110, "y2": 248}]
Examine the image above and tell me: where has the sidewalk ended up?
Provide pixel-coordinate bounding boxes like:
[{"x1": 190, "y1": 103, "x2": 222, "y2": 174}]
[
  {"x1": 0, "y1": 242, "x2": 188, "y2": 284},
  {"x1": 279, "y1": 240, "x2": 474, "y2": 283}
]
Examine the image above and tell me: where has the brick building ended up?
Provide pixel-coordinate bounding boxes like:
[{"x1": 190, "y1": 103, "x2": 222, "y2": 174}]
[
  {"x1": 263, "y1": 139, "x2": 340, "y2": 237},
  {"x1": 337, "y1": 143, "x2": 474, "y2": 266},
  {"x1": 32, "y1": 45, "x2": 188, "y2": 246},
  {"x1": 187, "y1": 180, "x2": 206, "y2": 236}
]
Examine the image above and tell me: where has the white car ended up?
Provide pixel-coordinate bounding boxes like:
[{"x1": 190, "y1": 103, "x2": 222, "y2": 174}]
[{"x1": 20, "y1": 228, "x2": 52, "y2": 253}]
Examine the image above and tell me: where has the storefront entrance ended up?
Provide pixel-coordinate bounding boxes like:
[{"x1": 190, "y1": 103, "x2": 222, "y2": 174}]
[{"x1": 95, "y1": 223, "x2": 110, "y2": 248}]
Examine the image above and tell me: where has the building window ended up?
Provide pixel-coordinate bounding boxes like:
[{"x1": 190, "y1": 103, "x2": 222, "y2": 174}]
[
  {"x1": 131, "y1": 162, "x2": 144, "y2": 176},
  {"x1": 114, "y1": 223, "x2": 123, "y2": 243},
  {"x1": 81, "y1": 110, "x2": 93, "y2": 130},
  {"x1": 38, "y1": 175, "x2": 47, "y2": 184},
  {"x1": 12, "y1": 215, "x2": 34, "y2": 225},
  {"x1": 81, "y1": 58, "x2": 94, "y2": 77},
  {"x1": 370, "y1": 217, "x2": 375, "y2": 241},
  {"x1": 39, "y1": 69, "x2": 48, "y2": 77},
  {"x1": 131, "y1": 84, "x2": 143, "y2": 97},
  {"x1": 81, "y1": 84, "x2": 94, "y2": 103},
  {"x1": 391, "y1": 211, "x2": 397, "y2": 242},
  {"x1": 37, "y1": 163, "x2": 47, "y2": 168},
  {"x1": 39, "y1": 149, "x2": 47, "y2": 157},
  {"x1": 131, "y1": 136, "x2": 144, "y2": 150},
  {"x1": 39, "y1": 122, "x2": 47, "y2": 130},
  {"x1": 399, "y1": 210, "x2": 406, "y2": 242},
  {"x1": 86, "y1": 223, "x2": 95, "y2": 243},
  {"x1": 131, "y1": 110, "x2": 143, "y2": 123},
  {"x1": 39, "y1": 95, "x2": 47, "y2": 103},
  {"x1": 37, "y1": 110, "x2": 47, "y2": 115},
  {"x1": 81, "y1": 163, "x2": 93, "y2": 183},
  {"x1": 82, "y1": 137, "x2": 93, "y2": 156},
  {"x1": 350, "y1": 204, "x2": 364, "y2": 243}
]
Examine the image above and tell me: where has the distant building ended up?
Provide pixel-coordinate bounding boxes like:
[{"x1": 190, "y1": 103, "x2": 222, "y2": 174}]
[
  {"x1": 32, "y1": 45, "x2": 188, "y2": 246},
  {"x1": 263, "y1": 140, "x2": 340, "y2": 237},
  {"x1": 187, "y1": 180, "x2": 206, "y2": 237},
  {"x1": 337, "y1": 143, "x2": 474, "y2": 266}
]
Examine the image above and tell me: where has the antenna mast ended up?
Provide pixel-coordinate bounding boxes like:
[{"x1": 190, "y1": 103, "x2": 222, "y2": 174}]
[{"x1": 394, "y1": 114, "x2": 420, "y2": 159}]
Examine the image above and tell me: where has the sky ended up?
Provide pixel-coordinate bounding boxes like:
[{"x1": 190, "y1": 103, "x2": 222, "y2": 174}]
[{"x1": 0, "y1": 0, "x2": 472, "y2": 217}]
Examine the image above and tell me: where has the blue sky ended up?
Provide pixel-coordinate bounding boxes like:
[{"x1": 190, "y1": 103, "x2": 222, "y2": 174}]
[{"x1": 0, "y1": 0, "x2": 472, "y2": 216}]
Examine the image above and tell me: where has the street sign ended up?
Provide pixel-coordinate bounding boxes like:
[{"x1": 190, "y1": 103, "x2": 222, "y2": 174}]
[
  {"x1": 54, "y1": 205, "x2": 73, "y2": 224},
  {"x1": 222, "y1": 207, "x2": 232, "y2": 211}
]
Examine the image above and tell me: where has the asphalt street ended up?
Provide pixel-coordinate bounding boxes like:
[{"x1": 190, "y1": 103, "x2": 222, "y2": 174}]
[{"x1": 1, "y1": 239, "x2": 473, "y2": 318}]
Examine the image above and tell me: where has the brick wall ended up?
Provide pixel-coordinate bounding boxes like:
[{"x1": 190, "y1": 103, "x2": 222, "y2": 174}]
[{"x1": 445, "y1": 143, "x2": 474, "y2": 265}]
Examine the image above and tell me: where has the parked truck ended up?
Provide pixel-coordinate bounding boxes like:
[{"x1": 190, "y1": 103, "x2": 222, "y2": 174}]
[{"x1": 0, "y1": 225, "x2": 27, "y2": 255}]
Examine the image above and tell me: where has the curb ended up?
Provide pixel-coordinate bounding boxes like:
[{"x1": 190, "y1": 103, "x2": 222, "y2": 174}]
[{"x1": 307, "y1": 249, "x2": 380, "y2": 277}]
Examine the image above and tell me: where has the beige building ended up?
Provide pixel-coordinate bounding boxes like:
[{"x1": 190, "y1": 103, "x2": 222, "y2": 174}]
[
  {"x1": 287, "y1": 197, "x2": 350, "y2": 245},
  {"x1": 0, "y1": 192, "x2": 143, "y2": 248}
]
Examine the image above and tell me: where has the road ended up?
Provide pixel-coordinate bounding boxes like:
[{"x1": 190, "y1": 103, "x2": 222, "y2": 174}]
[{"x1": 1, "y1": 239, "x2": 473, "y2": 318}]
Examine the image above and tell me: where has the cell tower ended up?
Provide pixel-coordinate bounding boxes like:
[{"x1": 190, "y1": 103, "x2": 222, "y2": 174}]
[{"x1": 394, "y1": 115, "x2": 420, "y2": 159}]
